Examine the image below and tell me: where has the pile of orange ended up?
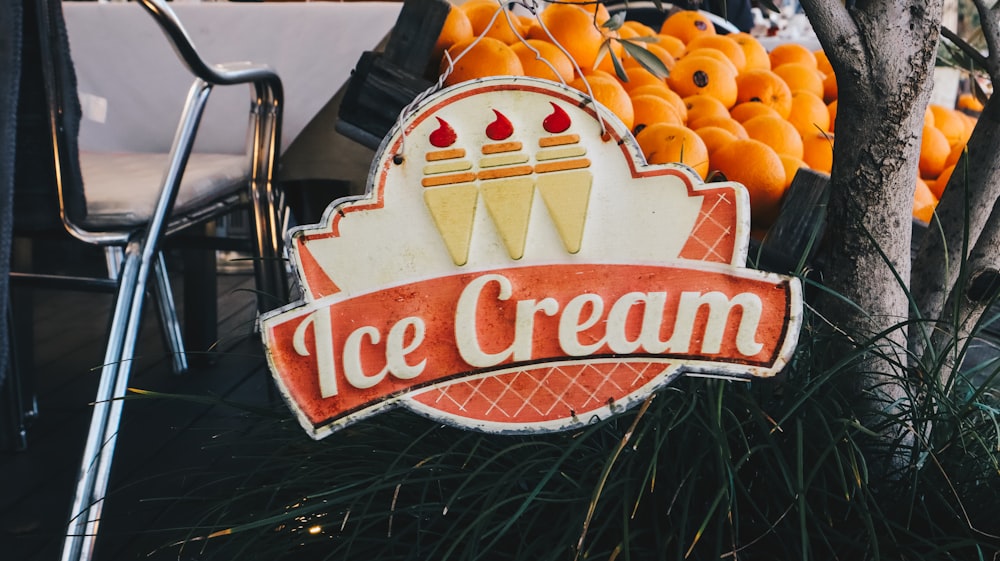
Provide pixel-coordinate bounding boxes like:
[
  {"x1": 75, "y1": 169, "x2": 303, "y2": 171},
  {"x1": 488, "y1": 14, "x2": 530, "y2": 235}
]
[
  {"x1": 914, "y1": 102, "x2": 978, "y2": 222},
  {"x1": 432, "y1": 3, "x2": 979, "y2": 228}
]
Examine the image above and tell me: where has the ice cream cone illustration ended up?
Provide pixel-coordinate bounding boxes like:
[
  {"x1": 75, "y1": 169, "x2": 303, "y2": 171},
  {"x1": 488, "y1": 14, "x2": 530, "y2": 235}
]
[
  {"x1": 534, "y1": 102, "x2": 592, "y2": 254},
  {"x1": 422, "y1": 117, "x2": 478, "y2": 266},
  {"x1": 477, "y1": 110, "x2": 534, "y2": 260}
]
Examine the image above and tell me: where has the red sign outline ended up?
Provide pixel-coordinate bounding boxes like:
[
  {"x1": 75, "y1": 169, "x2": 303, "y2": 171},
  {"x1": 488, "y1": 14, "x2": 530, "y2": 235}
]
[{"x1": 260, "y1": 77, "x2": 802, "y2": 439}]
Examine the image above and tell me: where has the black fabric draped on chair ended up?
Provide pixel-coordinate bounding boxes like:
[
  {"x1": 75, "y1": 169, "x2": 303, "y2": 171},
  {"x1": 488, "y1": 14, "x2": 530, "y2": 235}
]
[{"x1": 0, "y1": 0, "x2": 23, "y2": 450}]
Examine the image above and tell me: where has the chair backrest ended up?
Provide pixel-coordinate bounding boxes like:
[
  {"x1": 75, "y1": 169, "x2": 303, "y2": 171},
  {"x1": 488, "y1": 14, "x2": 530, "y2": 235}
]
[
  {"x1": 16, "y1": 0, "x2": 283, "y2": 240},
  {"x1": 14, "y1": 0, "x2": 86, "y2": 232}
]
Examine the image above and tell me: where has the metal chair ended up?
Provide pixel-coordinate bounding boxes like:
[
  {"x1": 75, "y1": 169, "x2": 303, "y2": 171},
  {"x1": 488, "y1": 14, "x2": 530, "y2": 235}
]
[{"x1": 11, "y1": 0, "x2": 289, "y2": 559}]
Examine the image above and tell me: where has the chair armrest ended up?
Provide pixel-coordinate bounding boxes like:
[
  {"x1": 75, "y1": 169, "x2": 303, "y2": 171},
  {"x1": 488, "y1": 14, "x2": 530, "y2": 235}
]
[
  {"x1": 134, "y1": 0, "x2": 288, "y2": 312},
  {"x1": 210, "y1": 61, "x2": 282, "y2": 89},
  {"x1": 137, "y1": 0, "x2": 282, "y2": 91}
]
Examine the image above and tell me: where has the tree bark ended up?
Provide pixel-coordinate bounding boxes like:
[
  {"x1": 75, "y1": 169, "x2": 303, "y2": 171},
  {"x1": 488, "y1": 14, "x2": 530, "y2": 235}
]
[
  {"x1": 927, "y1": 197, "x2": 1000, "y2": 383},
  {"x1": 799, "y1": 0, "x2": 943, "y2": 448}
]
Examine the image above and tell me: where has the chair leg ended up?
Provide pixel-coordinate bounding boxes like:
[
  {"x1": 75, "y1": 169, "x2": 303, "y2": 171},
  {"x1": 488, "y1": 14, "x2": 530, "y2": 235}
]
[
  {"x1": 4, "y1": 240, "x2": 39, "y2": 451},
  {"x1": 103, "y1": 247, "x2": 122, "y2": 281},
  {"x1": 60, "y1": 240, "x2": 151, "y2": 561},
  {"x1": 112, "y1": 247, "x2": 187, "y2": 374},
  {"x1": 151, "y1": 251, "x2": 188, "y2": 374},
  {"x1": 62, "y1": 69, "x2": 219, "y2": 561},
  {"x1": 248, "y1": 95, "x2": 289, "y2": 314}
]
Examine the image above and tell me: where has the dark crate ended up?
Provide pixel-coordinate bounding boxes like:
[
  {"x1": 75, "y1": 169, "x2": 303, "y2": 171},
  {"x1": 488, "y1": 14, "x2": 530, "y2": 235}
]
[{"x1": 337, "y1": 0, "x2": 450, "y2": 149}]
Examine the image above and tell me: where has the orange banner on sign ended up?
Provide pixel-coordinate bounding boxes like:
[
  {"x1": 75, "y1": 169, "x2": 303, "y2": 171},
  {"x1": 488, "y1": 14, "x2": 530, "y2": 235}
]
[{"x1": 263, "y1": 263, "x2": 796, "y2": 432}]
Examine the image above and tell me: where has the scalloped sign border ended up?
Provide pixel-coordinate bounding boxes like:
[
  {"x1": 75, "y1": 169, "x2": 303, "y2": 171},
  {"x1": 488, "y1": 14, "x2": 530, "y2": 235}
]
[{"x1": 260, "y1": 77, "x2": 803, "y2": 439}]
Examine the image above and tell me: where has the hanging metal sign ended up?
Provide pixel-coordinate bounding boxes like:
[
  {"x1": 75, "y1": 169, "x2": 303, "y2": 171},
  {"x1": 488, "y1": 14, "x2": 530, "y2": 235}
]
[{"x1": 260, "y1": 77, "x2": 802, "y2": 439}]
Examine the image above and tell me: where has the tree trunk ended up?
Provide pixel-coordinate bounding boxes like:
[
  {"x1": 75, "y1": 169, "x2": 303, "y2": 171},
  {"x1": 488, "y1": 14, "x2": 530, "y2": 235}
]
[
  {"x1": 910, "y1": 0, "x2": 1000, "y2": 376},
  {"x1": 799, "y1": 0, "x2": 943, "y2": 459},
  {"x1": 911, "y1": 96, "x2": 1000, "y2": 365},
  {"x1": 927, "y1": 200, "x2": 1000, "y2": 381}
]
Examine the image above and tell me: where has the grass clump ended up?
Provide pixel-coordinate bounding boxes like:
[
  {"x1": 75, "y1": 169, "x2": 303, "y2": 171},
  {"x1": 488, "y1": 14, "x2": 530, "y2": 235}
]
[{"x1": 155, "y1": 309, "x2": 1000, "y2": 560}]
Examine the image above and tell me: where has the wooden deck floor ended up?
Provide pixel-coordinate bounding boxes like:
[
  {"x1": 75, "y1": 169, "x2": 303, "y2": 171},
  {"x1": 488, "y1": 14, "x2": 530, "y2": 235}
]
[{"x1": 1, "y1": 253, "x2": 282, "y2": 560}]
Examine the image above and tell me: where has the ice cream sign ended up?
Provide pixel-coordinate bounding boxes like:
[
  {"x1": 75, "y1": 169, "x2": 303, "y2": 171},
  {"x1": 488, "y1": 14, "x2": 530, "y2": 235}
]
[{"x1": 260, "y1": 77, "x2": 802, "y2": 439}]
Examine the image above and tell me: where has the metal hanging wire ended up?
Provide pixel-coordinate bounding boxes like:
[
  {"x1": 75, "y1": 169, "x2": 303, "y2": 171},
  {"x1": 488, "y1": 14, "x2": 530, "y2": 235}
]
[{"x1": 392, "y1": 0, "x2": 616, "y2": 163}]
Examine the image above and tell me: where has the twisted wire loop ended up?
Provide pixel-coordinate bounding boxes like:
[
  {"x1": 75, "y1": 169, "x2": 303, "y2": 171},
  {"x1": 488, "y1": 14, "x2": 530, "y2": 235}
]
[{"x1": 392, "y1": 0, "x2": 615, "y2": 162}]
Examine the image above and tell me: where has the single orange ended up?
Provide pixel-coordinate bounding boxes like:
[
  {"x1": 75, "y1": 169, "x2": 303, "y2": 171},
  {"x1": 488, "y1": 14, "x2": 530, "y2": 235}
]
[
  {"x1": 683, "y1": 94, "x2": 730, "y2": 126},
  {"x1": 778, "y1": 154, "x2": 808, "y2": 189},
  {"x1": 773, "y1": 63, "x2": 825, "y2": 98},
  {"x1": 531, "y1": 3, "x2": 605, "y2": 70},
  {"x1": 729, "y1": 101, "x2": 781, "y2": 123},
  {"x1": 619, "y1": 66, "x2": 670, "y2": 91},
  {"x1": 730, "y1": 32, "x2": 770, "y2": 71},
  {"x1": 685, "y1": 35, "x2": 747, "y2": 73},
  {"x1": 688, "y1": 115, "x2": 747, "y2": 138},
  {"x1": 919, "y1": 125, "x2": 950, "y2": 179},
  {"x1": 441, "y1": 37, "x2": 524, "y2": 86},
  {"x1": 957, "y1": 92, "x2": 984, "y2": 113},
  {"x1": 682, "y1": 47, "x2": 739, "y2": 75},
  {"x1": 660, "y1": 10, "x2": 716, "y2": 44},
  {"x1": 631, "y1": 94, "x2": 685, "y2": 130},
  {"x1": 801, "y1": 132, "x2": 834, "y2": 174},
  {"x1": 735, "y1": 69, "x2": 793, "y2": 118},
  {"x1": 787, "y1": 90, "x2": 831, "y2": 136},
  {"x1": 630, "y1": 85, "x2": 688, "y2": 121},
  {"x1": 653, "y1": 34, "x2": 687, "y2": 59},
  {"x1": 944, "y1": 142, "x2": 966, "y2": 169},
  {"x1": 768, "y1": 42, "x2": 817, "y2": 69},
  {"x1": 695, "y1": 125, "x2": 737, "y2": 157},
  {"x1": 668, "y1": 55, "x2": 738, "y2": 108},
  {"x1": 929, "y1": 104, "x2": 966, "y2": 147},
  {"x1": 913, "y1": 177, "x2": 938, "y2": 223},
  {"x1": 635, "y1": 122, "x2": 710, "y2": 178},
  {"x1": 618, "y1": 44, "x2": 675, "y2": 89},
  {"x1": 462, "y1": 2, "x2": 523, "y2": 45},
  {"x1": 742, "y1": 114, "x2": 804, "y2": 159},
  {"x1": 510, "y1": 40, "x2": 575, "y2": 83},
  {"x1": 713, "y1": 138, "x2": 787, "y2": 226},
  {"x1": 434, "y1": 6, "x2": 474, "y2": 61},
  {"x1": 569, "y1": 73, "x2": 635, "y2": 130}
]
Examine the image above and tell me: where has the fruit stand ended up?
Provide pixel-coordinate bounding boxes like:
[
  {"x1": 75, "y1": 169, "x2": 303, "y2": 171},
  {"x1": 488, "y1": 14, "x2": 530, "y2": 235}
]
[
  {"x1": 331, "y1": 0, "x2": 998, "y2": 385},
  {"x1": 338, "y1": 0, "x2": 978, "y2": 243}
]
